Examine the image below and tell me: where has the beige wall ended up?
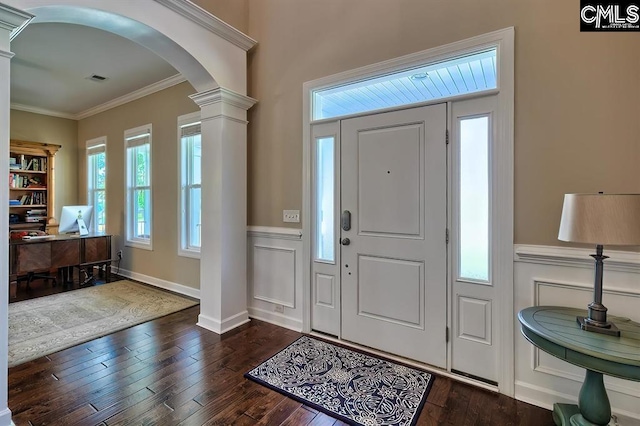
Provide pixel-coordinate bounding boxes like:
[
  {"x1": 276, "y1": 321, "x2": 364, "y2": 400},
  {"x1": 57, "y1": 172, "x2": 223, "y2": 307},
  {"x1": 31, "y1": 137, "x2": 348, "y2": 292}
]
[
  {"x1": 78, "y1": 82, "x2": 201, "y2": 289},
  {"x1": 10, "y1": 109, "x2": 78, "y2": 220},
  {"x1": 237, "y1": 0, "x2": 640, "y2": 246},
  {"x1": 191, "y1": 0, "x2": 249, "y2": 33}
]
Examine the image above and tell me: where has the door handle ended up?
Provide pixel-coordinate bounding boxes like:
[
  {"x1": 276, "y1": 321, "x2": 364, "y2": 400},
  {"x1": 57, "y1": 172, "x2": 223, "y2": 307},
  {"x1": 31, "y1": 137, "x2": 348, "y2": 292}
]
[
  {"x1": 340, "y1": 238, "x2": 351, "y2": 246},
  {"x1": 341, "y1": 210, "x2": 351, "y2": 231}
]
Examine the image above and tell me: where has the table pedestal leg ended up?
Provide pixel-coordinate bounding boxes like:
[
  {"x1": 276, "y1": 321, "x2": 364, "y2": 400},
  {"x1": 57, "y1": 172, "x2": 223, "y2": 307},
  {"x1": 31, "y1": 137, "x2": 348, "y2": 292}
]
[
  {"x1": 573, "y1": 369, "x2": 611, "y2": 425},
  {"x1": 553, "y1": 403, "x2": 580, "y2": 426},
  {"x1": 553, "y1": 370, "x2": 611, "y2": 426}
]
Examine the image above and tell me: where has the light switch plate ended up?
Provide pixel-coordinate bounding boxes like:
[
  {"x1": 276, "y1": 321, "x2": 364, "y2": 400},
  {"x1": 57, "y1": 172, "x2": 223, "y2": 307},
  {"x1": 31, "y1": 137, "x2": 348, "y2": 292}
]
[{"x1": 283, "y1": 210, "x2": 300, "y2": 223}]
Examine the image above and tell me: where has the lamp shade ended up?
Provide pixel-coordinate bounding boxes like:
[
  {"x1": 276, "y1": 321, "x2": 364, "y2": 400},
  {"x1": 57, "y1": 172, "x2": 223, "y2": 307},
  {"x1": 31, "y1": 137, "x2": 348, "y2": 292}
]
[{"x1": 558, "y1": 193, "x2": 640, "y2": 245}]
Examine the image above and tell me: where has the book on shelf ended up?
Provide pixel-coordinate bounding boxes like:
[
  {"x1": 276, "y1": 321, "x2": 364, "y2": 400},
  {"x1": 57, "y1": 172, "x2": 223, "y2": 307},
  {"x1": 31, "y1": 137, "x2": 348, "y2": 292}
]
[
  {"x1": 9, "y1": 199, "x2": 20, "y2": 206},
  {"x1": 14, "y1": 191, "x2": 45, "y2": 205},
  {"x1": 8, "y1": 157, "x2": 47, "y2": 172},
  {"x1": 25, "y1": 216, "x2": 47, "y2": 223},
  {"x1": 9, "y1": 174, "x2": 45, "y2": 189}
]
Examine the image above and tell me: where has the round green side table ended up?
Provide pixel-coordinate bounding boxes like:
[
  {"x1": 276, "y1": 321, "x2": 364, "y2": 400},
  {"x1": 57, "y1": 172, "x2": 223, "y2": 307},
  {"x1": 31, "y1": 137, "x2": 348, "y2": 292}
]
[{"x1": 518, "y1": 306, "x2": 640, "y2": 426}]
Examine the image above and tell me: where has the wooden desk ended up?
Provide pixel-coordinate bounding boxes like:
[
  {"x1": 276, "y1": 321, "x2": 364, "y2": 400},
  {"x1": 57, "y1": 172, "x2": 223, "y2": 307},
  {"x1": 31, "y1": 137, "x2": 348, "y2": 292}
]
[
  {"x1": 9, "y1": 234, "x2": 112, "y2": 299},
  {"x1": 518, "y1": 306, "x2": 640, "y2": 426}
]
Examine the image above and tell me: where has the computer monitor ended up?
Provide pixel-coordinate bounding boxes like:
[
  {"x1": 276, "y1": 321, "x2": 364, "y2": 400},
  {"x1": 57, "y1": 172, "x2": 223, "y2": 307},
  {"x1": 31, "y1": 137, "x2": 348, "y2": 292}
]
[{"x1": 58, "y1": 205, "x2": 93, "y2": 236}]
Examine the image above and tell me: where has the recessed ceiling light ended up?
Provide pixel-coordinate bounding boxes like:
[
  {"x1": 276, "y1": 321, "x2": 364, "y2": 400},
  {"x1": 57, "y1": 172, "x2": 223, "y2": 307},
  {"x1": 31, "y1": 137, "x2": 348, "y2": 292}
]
[
  {"x1": 87, "y1": 74, "x2": 109, "y2": 83},
  {"x1": 410, "y1": 73, "x2": 429, "y2": 80}
]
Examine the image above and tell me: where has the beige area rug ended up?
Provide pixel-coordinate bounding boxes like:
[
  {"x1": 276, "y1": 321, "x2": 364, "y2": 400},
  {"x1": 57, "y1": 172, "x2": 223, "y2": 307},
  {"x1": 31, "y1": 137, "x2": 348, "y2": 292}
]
[{"x1": 8, "y1": 280, "x2": 198, "y2": 367}]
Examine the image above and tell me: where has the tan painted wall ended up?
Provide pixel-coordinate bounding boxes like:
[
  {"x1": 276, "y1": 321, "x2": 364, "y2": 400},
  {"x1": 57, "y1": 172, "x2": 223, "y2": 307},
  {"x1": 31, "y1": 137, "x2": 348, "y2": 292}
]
[
  {"x1": 190, "y1": 0, "x2": 249, "y2": 33},
  {"x1": 10, "y1": 109, "x2": 78, "y2": 220},
  {"x1": 77, "y1": 82, "x2": 201, "y2": 289},
  {"x1": 238, "y1": 0, "x2": 639, "y2": 246}
]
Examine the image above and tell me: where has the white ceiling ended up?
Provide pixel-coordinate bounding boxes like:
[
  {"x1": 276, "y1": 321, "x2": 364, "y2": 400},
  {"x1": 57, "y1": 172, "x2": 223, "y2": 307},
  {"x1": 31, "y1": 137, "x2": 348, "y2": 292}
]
[{"x1": 10, "y1": 22, "x2": 179, "y2": 119}]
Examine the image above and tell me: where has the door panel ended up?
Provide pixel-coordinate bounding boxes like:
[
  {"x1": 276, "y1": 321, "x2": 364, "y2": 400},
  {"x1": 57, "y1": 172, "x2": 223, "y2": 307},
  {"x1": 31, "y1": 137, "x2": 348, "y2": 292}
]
[
  {"x1": 341, "y1": 104, "x2": 447, "y2": 368},
  {"x1": 358, "y1": 125, "x2": 422, "y2": 237},
  {"x1": 310, "y1": 122, "x2": 341, "y2": 336},
  {"x1": 450, "y1": 96, "x2": 499, "y2": 383},
  {"x1": 358, "y1": 255, "x2": 423, "y2": 327}
]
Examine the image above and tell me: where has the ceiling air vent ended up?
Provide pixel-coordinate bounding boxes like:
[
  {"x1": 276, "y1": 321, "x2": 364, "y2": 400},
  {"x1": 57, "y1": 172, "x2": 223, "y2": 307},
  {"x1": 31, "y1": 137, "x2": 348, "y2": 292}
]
[{"x1": 87, "y1": 74, "x2": 108, "y2": 82}]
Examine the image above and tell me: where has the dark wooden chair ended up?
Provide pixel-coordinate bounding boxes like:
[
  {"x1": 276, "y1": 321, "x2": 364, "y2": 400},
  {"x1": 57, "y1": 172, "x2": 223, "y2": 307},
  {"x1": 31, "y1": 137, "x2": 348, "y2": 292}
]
[{"x1": 15, "y1": 221, "x2": 57, "y2": 289}]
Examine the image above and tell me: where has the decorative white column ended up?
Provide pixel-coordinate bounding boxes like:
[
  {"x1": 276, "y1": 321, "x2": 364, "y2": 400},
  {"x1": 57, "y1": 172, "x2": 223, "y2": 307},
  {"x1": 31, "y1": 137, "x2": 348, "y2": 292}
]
[
  {"x1": 0, "y1": 5, "x2": 34, "y2": 425},
  {"x1": 190, "y1": 87, "x2": 256, "y2": 334}
]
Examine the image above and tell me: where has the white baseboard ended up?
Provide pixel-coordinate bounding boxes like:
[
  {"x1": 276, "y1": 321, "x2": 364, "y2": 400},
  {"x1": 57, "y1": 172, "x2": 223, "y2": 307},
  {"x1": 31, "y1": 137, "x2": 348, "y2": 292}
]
[
  {"x1": 248, "y1": 306, "x2": 303, "y2": 332},
  {"x1": 515, "y1": 380, "x2": 573, "y2": 410},
  {"x1": 197, "y1": 311, "x2": 250, "y2": 334},
  {"x1": 111, "y1": 267, "x2": 200, "y2": 300},
  {"x1": 0, "y1": 408, "x2": 12, "y2": 426}
]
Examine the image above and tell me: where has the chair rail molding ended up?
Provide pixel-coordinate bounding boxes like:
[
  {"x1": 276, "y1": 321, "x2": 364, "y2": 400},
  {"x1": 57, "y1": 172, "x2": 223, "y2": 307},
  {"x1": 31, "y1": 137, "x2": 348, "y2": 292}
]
[
  {"x1": 515, "y1": 244, "x2": 640, "y2": 273},
  {"x1": 247, "y1": 226, "x2": 302, "y2": 240}
]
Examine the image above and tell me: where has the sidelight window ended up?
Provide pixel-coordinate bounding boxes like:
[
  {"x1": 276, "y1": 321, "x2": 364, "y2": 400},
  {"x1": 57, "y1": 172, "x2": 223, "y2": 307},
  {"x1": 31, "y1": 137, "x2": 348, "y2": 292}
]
[
  {"x1": 314, "y1": 136, "x2": 335, "y2": 262},
  {"x1": 458, "y1": 115, "x2": 490, "y2": 282}
]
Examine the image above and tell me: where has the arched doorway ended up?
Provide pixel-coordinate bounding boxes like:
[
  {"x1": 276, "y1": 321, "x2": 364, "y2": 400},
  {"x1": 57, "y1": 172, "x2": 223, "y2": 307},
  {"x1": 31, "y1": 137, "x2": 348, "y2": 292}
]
[{"x1": 0, "y1": 2, "x2": 256, "y2": 424}]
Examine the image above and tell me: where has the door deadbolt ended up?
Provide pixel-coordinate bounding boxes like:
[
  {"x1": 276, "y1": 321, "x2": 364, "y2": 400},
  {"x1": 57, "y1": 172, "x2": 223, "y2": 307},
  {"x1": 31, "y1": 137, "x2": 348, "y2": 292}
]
[{"x1": 341, "y1": 210, "x2": 351, "y2": 231}]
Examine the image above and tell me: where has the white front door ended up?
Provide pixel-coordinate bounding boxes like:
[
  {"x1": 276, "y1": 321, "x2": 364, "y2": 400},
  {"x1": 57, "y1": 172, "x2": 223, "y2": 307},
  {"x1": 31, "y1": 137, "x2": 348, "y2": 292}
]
[{"x1": 340, "y1": 104, "x2": 447, "y2": 368}]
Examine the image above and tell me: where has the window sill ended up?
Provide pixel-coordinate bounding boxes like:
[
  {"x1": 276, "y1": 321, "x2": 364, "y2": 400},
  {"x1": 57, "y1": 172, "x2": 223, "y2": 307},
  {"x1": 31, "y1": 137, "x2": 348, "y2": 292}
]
[
  {"x1": 178, "y1": 248, "x2": 200, "y2": 259},
  {"x1": 125, "y1": 239, "x2": 153, "y2": 251}
]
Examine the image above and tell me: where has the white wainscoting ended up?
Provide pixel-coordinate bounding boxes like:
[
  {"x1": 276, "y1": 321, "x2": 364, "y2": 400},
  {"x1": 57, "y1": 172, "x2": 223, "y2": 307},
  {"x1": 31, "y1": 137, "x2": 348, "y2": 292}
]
[
  {"x1": 514, "y1": 245, "x2": 640, "y2": 424},
  {"x1": 247, "y1": 226, "x2": 304, "y2": 331}
]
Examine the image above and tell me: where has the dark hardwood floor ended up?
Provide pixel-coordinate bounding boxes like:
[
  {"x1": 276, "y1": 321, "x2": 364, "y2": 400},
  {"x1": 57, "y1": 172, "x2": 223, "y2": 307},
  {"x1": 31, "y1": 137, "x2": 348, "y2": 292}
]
[{"x1": 8, "y1": 280, "x2": 554, "y2": 425}]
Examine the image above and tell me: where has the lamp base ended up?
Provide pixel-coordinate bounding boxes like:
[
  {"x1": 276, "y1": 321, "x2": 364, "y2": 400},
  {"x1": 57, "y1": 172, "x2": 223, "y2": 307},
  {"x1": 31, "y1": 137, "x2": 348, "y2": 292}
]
[{"x1": 577, "y1": 316, "x2": 620, "y2": 337}]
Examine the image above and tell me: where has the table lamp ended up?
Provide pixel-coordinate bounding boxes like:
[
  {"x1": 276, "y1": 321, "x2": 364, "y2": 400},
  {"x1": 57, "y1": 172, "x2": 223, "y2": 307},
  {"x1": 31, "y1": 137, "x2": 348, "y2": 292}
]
[{"x1": 558, "y1": 193, "x2": 640, "y2": 336}]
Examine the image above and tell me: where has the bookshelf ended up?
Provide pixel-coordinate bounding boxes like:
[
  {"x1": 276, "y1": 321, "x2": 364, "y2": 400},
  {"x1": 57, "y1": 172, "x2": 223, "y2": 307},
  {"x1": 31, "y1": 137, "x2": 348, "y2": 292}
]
[{"x1": 9, "y1": 139, "x2": 61, "y2": 232}]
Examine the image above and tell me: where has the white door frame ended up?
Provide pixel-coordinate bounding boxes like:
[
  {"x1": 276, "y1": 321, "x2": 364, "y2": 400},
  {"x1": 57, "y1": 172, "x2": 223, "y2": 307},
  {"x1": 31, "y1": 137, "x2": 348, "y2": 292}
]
[{"x1": 302, "y1": 27, "x2": 515, "y2": 396}]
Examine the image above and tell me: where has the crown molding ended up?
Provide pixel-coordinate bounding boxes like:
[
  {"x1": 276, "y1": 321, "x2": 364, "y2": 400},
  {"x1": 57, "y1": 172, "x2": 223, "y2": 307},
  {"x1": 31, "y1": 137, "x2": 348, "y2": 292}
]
[
  {"x1": 75, "y1": 74, "x2": 186, "y2": 120},
  {"x1": 0, "y1": 4, "x2": 33, "y2": 40},
  {"x1": 153, "y1": 0, "x2": 256, "y2": 51},
  {"x1": 10, "y1": 103, "x2": 76, "y2": 120},
  {"x1": 190, "y1": 87, "x2": 257, "y2": 110},
  {"x1": 12, "y1": 74, "x2": 186, "y2": 121}
]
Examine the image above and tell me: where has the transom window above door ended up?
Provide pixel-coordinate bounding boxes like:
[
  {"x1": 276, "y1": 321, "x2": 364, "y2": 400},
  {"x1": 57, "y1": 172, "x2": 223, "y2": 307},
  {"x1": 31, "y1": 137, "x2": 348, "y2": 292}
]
[{"x1": 312, "y1": 48, "x2": 497, "y2": 120}]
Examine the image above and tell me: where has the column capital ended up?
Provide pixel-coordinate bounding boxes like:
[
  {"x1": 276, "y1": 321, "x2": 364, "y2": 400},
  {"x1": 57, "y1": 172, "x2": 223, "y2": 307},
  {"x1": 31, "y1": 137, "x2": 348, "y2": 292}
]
[{"x1": 190, "y1": 87, "x2": 257, "y2": 110}]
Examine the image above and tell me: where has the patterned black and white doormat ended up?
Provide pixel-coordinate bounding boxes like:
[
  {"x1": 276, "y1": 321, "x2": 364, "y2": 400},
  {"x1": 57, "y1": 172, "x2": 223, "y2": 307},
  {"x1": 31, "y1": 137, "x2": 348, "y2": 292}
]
[{"x1": 245, "y1": 336, "x2": 434, "y2": 426}]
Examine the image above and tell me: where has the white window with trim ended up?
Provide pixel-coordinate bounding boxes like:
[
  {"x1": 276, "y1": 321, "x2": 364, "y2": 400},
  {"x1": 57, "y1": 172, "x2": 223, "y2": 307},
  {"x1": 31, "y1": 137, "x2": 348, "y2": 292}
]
[
  {"x1": 178, "y1": 112, "x2": 202, "y2": 257},
  {"x1": 125, "y1": 124, "x2": 152, "y2": 249},
  {"x1": 87, "y1": 136, "x2": 107, "y2": 233}
]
